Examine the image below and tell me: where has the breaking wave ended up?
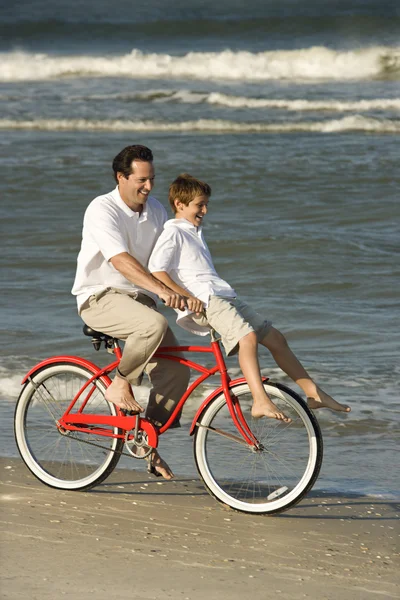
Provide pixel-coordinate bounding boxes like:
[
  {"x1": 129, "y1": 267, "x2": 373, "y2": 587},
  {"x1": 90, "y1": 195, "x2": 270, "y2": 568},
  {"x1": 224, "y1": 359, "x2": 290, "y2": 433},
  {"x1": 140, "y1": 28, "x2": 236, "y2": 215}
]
[
  {"x1": 1, "y1": 115, "x2": 399, "y2": 133},
  {"x1": 70, "y1": 89, "x2": 400, "y2": 112},
  {"x1": 1, "y1": 45, "x2": 399, "y2": 82}
]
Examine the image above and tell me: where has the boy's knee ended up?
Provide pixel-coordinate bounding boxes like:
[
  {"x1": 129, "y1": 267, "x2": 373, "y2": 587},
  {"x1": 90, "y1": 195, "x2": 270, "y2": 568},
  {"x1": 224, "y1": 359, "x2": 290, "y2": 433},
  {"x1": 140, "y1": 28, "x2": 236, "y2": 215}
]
[
  {"x1": 263, "y1": 327, "x2": 288, "y2": 351},
  {"x1": 239, "y1": 331, "x2": 258, "y2": 346}
]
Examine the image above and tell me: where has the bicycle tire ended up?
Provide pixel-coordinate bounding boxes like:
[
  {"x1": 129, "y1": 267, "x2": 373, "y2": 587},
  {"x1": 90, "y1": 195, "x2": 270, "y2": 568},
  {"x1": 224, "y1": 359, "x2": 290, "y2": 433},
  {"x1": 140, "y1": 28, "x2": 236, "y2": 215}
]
[
  {"x1": 193, "y1": 381, "x2": 323, "y2": 515},
  {"x1": 14, "y1": 362, "x2": 124, "y2": 491}
]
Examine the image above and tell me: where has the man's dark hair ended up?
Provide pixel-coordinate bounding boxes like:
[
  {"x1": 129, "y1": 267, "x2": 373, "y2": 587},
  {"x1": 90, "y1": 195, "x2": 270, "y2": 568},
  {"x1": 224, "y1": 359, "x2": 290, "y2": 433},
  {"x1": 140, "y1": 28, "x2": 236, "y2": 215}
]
[{"x1": 112, "y1": 145, "x2": 153, "y2": 182}]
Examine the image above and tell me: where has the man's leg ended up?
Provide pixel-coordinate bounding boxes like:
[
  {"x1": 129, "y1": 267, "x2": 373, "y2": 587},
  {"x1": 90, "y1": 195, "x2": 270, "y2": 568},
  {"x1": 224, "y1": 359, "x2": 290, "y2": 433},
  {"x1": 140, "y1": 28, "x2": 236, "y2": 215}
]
[
  {"x1": 260, "y1": 327, "x2": 351, "y2": 412},
  {"x1": 80, "y1": 290, "x2": 169, "y2": 412},
  {"x1": 81, "y1": 290, "x2": 190, "y2": 479},
  {"x1": 141, "y1": 327, "x2": 190, "y2": 480},
  {"x1": 238, "y1": 331, "x2": 291, "y2": 422},
  {"x1": 145, "y1": 326, "x2": 190, "y2": 427}
]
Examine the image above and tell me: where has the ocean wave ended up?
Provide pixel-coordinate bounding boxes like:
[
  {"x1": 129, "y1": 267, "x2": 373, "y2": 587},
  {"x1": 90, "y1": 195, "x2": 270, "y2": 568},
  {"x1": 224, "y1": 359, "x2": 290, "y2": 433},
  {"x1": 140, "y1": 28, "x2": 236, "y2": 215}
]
[
  {"x1": 1, "y1": 45, "x2": 399, "y2": 82},
  {"x1": 71, "y1": 89, "x2": 400, "y2": 112},
  {"x1": 206, "y1": 93, "x2": 400, "y2": 112},
  {"x1": 1, "y1": 115, "x2": 399, "y2": 133}
]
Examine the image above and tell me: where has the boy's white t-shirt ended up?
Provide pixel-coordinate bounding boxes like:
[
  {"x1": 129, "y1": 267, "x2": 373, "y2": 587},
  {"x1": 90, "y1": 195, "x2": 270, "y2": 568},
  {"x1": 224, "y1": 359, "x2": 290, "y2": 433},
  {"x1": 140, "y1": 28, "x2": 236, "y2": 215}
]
[
  {"x1": 72, "y1": 186, "x2": 167, "y2": 311},
  {"x1": 148, "y1": 218, "x2": 236, "y2": 335}
]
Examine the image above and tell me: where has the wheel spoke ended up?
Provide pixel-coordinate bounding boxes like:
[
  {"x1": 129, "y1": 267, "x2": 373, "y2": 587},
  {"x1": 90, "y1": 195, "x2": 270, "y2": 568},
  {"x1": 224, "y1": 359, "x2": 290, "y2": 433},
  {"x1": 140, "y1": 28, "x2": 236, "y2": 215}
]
[
  {"x1": 15, "y1": 364, "x2": 124, "y2": 490},
  {"x1": 194, "y1": 382, "x2": 322, "y2": 514},
  {"x1": 196, "y1": 423, "x2": 250, "y2": 446}
]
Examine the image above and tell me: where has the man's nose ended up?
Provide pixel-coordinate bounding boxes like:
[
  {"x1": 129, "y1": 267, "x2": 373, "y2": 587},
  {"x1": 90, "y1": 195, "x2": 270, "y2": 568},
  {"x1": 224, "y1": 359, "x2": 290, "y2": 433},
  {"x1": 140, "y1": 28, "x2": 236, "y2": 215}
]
[{"x1": 144, "y1": 179, "x2": 153, "y2": 191}]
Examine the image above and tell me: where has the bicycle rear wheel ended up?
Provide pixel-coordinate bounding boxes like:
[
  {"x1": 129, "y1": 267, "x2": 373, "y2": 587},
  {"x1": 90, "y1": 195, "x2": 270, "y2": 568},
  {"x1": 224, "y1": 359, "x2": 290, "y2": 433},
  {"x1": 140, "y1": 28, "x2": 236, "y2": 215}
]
[
  {"x1": 193, "y1": 382, "x2": 323, "y2": 515},
  {"x1": 15, "y1": 362, "x2": 124, "y2": 491}
]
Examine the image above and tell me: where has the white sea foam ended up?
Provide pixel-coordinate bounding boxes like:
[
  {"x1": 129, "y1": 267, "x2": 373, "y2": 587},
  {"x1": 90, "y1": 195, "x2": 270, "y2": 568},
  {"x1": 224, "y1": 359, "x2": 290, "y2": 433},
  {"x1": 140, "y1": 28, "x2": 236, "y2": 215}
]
[
  {"x1": 75, "y1": 89, "x2": 400, "y2": 112},
  {"x1": 0, "y1": 45, "x2": 399, "y2": 82},
  {"x1": 1, "y1": 115, "x2": 399, "y2": 133},
  {"x1": 205, "y1": 93, "x2": 400, "y2": 112},
  {"x1": 0, "y1": 373, "x2": 23, "y2": 401}
]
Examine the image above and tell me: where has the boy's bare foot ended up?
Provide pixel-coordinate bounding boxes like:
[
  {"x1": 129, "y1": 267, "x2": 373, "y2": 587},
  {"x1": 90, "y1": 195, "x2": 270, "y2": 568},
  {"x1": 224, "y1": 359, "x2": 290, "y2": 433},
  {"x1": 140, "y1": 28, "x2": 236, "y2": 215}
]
[
  {"x1": 251, "y1": 398, "x2": 291, "y2": 423},
  {"x1": 307, "y1": 389, "x2": 350, "y2": 413},
  {"x1": 147, "y1": 450, "x2": 174, "y2": 480},
  {"x1": 105, "y1": 376, "x2": 144, "y2": 413}
]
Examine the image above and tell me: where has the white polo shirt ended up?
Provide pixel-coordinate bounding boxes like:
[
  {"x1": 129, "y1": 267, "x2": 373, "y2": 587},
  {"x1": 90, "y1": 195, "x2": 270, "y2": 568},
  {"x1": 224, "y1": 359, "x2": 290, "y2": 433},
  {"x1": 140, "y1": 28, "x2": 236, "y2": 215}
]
[
  {"x1": 148, "y1": 218, "x2": 236, "y2": 333},
  {"x1": 72, "y1": 186, "x2": 167, "y2": 311}
]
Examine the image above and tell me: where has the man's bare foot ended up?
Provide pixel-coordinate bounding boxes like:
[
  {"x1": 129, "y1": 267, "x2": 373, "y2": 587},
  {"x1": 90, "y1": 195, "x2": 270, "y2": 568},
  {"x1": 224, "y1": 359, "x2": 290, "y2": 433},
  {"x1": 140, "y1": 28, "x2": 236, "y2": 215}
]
[
  {"x1": 307, "y1": 389, "x2": 350, "y2": 413},
  {"x1": 105, "y1": 376, "x2": 144, "y2": 413},
  {"x1": 147, "y1": 450, "x2": 174, "y2": 480},
  {"x1": 251, "y1": 397, "x2": 291, "y2": 423}
]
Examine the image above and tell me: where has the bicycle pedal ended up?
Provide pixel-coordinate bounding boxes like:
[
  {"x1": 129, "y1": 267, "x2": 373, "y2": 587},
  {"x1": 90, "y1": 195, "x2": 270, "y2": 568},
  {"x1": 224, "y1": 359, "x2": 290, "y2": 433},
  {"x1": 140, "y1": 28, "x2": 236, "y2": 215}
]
[
  {"x1": 147, "y1": 463, "x2": 162, "y2": 477},
  {"x1": 267, "y1": 486, "x2": 288, "y2": 500},
  {"x1": 121, "y1": 409, "x2": 139, "y2": 417}
]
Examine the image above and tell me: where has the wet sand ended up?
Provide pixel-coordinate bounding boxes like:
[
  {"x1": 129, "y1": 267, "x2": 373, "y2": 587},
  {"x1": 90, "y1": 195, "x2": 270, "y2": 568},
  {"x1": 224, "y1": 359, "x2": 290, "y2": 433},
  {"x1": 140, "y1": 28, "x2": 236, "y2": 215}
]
[{"x1": 0, "y1": 457, "x2": 398, "y2": 600}]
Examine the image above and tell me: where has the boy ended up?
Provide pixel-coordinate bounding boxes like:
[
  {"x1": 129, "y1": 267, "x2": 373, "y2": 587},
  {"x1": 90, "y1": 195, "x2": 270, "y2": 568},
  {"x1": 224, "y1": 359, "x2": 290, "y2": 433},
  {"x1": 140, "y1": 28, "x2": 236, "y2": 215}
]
[{"x1": 149, "y1": 174, "x2": 351, "y2": 420}]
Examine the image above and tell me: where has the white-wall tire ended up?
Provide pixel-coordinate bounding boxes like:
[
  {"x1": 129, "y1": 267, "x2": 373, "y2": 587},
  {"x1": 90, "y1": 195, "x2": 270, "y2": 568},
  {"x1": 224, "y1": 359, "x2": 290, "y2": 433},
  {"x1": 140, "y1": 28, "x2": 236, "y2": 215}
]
[
  {"x1": 14, "y1": 362, "x2": 123, "y2": 491},
  {"x1": 193, "y1": 382, "x2": 323, "y2": 514}
]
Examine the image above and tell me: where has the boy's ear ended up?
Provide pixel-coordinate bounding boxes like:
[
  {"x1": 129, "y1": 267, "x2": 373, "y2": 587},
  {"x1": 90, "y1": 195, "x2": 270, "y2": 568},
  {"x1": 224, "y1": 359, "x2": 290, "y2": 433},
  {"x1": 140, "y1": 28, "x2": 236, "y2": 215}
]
[{"x1": 174, "y1": 198, "x2": 182, "y2": 211}]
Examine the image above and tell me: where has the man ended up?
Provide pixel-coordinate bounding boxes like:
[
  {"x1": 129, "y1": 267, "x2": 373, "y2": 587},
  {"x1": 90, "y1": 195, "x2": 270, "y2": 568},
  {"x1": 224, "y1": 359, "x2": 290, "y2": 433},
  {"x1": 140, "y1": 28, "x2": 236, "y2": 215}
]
[{"x1": 72, "y1": 145, "x2": 190, "y2": 479}]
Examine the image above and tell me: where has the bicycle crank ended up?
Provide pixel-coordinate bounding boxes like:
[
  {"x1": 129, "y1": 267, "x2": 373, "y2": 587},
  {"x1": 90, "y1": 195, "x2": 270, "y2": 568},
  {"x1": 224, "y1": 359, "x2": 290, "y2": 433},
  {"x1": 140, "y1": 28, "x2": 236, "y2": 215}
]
[{"x1": 124, "y1": 430, "x2": 153, "y2": 459}]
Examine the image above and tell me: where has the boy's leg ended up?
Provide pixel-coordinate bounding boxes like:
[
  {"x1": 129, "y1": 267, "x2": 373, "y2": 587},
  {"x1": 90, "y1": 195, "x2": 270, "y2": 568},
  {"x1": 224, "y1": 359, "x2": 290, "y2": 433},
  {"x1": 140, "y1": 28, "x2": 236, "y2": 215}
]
[
  {"x1": 260, "y1": 327, "x2": 351, "y2": 412},
  {"x1": 238, "y1": 332, "x2": 291, "y2": 422},
  {"x1": 198, "y1": 297, "x2": 290, "y2": 421}
]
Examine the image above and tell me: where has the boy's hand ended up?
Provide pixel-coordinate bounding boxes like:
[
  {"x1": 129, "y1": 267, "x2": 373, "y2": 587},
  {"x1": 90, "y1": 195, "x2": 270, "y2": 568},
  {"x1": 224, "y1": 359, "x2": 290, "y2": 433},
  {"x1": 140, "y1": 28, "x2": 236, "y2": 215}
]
[
  {"x1": 158, "y1": 290, "x2": 186, "y2": 310},
  {"x1": 186, "y1": 296, "x2": 205, "y2": 315}
]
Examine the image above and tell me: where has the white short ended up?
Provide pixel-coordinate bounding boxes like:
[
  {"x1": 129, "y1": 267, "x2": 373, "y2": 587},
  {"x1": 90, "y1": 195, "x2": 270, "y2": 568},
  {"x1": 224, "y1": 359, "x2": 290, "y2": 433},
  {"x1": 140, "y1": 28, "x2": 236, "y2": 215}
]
[{"x1": 192, "y1": 296, "x2": 272, "y2": 356}]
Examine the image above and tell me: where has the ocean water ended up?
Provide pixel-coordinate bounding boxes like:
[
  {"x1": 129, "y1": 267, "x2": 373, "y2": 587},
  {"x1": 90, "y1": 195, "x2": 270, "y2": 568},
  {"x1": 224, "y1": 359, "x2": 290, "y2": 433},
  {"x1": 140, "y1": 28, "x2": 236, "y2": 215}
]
[{"x1": 1, "y1": 0, "x2": 399, "y2": 499}]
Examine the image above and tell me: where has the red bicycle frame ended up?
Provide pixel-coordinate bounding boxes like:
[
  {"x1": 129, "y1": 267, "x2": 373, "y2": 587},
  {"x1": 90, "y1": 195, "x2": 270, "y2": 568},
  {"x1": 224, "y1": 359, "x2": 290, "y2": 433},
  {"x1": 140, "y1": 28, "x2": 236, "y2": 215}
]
[{"x1": 22, "y1": 339, "x2": 262, "y2": 448}]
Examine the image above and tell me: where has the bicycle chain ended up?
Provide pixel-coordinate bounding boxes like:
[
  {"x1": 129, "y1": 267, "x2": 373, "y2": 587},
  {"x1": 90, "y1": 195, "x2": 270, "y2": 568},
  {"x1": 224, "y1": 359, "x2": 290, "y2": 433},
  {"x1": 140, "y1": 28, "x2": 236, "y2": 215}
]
[
  {"x1": 63, "y1": 432, "x2": 149, "y2": 460},
  {"x1": 29, "y1": 378, "x2": 150, "y2": 460}
]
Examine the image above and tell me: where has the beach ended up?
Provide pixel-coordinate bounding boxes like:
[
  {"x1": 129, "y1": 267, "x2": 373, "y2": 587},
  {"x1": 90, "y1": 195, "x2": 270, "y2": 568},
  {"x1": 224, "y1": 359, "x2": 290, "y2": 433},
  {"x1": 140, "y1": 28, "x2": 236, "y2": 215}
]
[
  {"x1": 1, "y1": 457, "x2": 398, "y2": 600},
  {"x1": 1, "y1": 0, "x2": 400, "y2": 499},
  {"x1": 1, "y1": 0, "x2": 400, "y2": 597}
]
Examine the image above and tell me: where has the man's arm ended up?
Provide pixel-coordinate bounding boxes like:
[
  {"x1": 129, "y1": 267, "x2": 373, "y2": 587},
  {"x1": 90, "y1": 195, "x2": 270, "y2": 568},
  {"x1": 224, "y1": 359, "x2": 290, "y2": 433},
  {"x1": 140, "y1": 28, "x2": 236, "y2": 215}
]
[
  {"x1": 110, "y1": 253, "x2": 185, "y2": 309},
  {"x1": 152, "y1": 270, "x2": 204, "y2": 314}
]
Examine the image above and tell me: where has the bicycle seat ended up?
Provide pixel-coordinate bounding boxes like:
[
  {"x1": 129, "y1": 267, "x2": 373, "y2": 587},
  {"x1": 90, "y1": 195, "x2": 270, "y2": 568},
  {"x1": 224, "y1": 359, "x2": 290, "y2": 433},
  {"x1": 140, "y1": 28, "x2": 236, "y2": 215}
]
[
  {"x1": 83, "y1": 325, "x2": 118, "y2": 351},
  {"x1": 83, "y1": 325, "x2": 117, "y2": 342},
  {"x1": 83, "y1": 325, "x2": 107, "y2": 339}
]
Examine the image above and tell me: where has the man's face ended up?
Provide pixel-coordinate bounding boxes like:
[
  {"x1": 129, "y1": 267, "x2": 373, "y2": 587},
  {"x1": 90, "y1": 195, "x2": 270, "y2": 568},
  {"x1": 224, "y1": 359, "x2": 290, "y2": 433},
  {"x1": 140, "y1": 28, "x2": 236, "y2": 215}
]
[{"x1": 117, "y1": 160, "x2": 155, "y2": 211}]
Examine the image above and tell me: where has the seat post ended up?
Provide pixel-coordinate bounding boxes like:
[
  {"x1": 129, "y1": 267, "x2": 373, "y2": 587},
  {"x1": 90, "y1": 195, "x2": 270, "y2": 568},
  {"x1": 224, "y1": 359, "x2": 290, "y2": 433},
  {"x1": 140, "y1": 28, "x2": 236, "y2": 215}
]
[{"x1": 113, "y1": 341, "x2": 122, "y2": 360}]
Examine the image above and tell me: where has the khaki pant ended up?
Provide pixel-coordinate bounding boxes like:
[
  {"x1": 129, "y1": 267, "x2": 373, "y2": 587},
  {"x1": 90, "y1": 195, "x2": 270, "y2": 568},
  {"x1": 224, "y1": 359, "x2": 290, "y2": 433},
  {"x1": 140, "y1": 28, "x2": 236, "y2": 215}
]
[{"x1": 80, "y1": 288, "x2": 190, "y2": 427}]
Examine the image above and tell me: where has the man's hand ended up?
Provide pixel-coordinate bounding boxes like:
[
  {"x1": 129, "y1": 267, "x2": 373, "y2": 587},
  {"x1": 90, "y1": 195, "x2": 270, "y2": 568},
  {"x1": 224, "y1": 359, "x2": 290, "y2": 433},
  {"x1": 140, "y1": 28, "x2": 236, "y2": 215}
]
[
  {"x1": 186, "y1": 296, "x2": 205, "y2": 315},
  {"x1": 158, "y1": 290, "x2": 187, "y2": 310}
]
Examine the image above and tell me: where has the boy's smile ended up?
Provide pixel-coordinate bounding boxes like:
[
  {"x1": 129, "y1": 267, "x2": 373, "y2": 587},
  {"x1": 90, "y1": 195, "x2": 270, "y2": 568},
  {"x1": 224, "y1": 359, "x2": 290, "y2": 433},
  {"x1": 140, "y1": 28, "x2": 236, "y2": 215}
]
[{"x1": 175, "y1": 194, "x2": 209, "y2": 227}]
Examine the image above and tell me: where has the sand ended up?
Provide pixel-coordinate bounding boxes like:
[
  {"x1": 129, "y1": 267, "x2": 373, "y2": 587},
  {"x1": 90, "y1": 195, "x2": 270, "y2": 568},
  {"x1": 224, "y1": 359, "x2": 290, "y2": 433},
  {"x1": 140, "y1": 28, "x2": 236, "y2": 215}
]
[{"x1": 0, "y1": 456, "x2": 398, "y2": 600}]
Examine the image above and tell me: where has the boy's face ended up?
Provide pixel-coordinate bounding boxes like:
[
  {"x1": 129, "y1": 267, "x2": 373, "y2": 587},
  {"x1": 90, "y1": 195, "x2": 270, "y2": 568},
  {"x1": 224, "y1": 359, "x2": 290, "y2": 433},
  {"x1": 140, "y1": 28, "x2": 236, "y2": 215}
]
[{"x1": 175, "y1": 194, "x2": 209, "y2": 227}]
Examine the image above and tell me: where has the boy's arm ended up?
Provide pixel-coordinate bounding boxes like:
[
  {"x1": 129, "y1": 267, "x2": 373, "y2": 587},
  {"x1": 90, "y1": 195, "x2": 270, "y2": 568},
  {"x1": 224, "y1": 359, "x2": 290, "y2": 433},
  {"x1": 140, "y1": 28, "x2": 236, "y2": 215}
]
[{"x1": 152, "y1": 271, "x2": 204, "y2": 315}]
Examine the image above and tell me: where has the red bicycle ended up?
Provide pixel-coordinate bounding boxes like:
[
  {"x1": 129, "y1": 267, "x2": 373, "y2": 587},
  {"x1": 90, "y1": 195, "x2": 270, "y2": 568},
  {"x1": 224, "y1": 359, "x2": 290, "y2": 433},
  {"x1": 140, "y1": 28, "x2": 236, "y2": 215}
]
[{"x1": 14, "y1": 325, "x2": 323, "y2": 515}]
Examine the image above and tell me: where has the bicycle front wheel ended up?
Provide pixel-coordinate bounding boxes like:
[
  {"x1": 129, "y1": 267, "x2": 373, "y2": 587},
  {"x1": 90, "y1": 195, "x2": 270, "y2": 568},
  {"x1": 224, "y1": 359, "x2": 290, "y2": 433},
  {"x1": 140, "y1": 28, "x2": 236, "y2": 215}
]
[
  {"x1": 193, "y1": 382, "x2": 323, "y2": 515},
  {"x1": 15, "y1": 362, "x2": 124, "y2": 491}
]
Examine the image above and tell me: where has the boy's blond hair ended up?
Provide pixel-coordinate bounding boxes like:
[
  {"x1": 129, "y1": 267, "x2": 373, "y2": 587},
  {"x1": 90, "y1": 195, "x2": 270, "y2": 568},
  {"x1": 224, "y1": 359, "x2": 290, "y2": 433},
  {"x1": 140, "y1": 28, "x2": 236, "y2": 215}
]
[{"x1": 169, "y1": 173, "x2": 211, "y2": 213}]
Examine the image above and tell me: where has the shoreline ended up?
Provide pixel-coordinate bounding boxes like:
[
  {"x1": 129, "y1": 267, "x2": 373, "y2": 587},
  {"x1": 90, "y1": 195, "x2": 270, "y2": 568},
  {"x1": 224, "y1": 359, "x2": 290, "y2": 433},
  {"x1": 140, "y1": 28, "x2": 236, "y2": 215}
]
[{"x1": 1, "y1": 457, "x2": 398, "y2": 599}]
